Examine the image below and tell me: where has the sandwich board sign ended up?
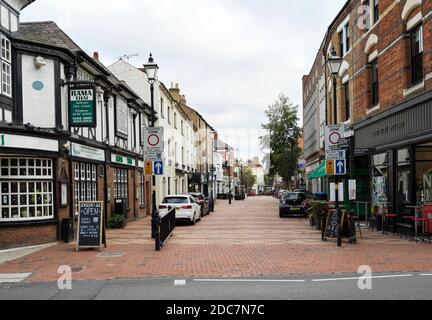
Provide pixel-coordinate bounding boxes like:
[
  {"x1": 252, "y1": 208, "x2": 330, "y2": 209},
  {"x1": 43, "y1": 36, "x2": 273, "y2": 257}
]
[{"x1": 76, "y1": 201, "x2": 106, "y2": 251}]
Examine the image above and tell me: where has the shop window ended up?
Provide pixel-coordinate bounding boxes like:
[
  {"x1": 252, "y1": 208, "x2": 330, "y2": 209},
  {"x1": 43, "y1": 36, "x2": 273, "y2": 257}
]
[
  {"x1": 411, "y1": 25, "x2": 423, "y2": 86},
  {"x1": 74, "y1": 162, "x2": 97, "y2": 215},
  {"x1": 372, "y1": 153, "x2": 389, "y2": 207},
  {"x1": 396, "y1": 149, "x2": 411, "y2": 212},
  {"x1": 114, "y1": 168, "x2": 128, "y2": 205},
  {"x1": 0, "y1": 157, "x2": 53, "y2": 222},
  {"x1": 416, "y1": 147, "x2": 432, "y2": 204}
]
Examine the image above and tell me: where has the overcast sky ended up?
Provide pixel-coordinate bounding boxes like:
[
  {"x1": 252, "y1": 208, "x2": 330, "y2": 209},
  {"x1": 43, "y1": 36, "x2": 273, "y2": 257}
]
[{"x1": 21, "y1": 0, "x2": 346, "y2": 161}]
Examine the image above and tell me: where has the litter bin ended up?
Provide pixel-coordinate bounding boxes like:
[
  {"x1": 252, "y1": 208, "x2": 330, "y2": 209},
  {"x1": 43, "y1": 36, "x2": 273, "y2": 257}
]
[
  {"x1": 115, "y1": 199, "x2": 128, "y2": 227},
  {"x1": 61, "y1": 218, "x2": 74, "y2": 243}
]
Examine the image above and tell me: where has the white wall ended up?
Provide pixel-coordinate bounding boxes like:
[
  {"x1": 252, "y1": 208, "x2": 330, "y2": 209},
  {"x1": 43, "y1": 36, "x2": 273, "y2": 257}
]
[{"x1": 22, "y1": 55, "x2": 55, "y2": 128}]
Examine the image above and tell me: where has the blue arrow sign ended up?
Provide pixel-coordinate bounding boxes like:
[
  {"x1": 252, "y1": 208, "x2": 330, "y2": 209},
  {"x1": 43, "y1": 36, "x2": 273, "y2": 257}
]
[
  {"x1": 335, "y1": 160, "x2": 346, "y2": 175},
  {"x1": 153, "y1": 161, "x2": 163, "y2": 175}
]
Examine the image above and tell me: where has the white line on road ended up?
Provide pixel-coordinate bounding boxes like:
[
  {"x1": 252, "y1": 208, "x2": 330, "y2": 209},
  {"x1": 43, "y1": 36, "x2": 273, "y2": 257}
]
[
  {"x1": 193, "y1": 279, "x2": 306, "y2": 283},
  {"x1": 312, "y1": 274, "x2": 413, "y2": 282},
  {"x1": 0, "y1": 273, "x2": 32, "y2": 284},
  {"x1": 174, "y1": 280, "x2": 186, "y2": 286},
  {"x1": 420, "y1": 274, "x2": 432, "y2": 276}
]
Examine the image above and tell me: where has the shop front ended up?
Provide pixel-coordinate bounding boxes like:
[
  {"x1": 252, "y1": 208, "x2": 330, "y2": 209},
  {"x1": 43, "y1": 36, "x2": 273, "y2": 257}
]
[
  {"x1": 70, "y1": 142, "x2": 106, "y2": 229},
  {"x1": 354, "y1": 91, "x2": 432, "y2": 218},
  {"x1": 109, "y1": 153, "x2": 146, "y2": 222},
  {"x1": 0, "y1": 132, "x2": 60, "y2": 249}
]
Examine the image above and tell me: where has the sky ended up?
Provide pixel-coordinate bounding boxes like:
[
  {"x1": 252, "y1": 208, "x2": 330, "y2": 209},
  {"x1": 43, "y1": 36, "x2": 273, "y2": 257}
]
[{"x1": 21, "y1": 0, "x2": 347, "y2": 161}]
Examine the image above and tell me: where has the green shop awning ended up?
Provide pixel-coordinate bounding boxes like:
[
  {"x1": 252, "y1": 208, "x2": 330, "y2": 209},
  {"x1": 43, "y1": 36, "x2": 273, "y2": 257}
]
[{"x1": 307, "y1": 161, "x2": 326, "y2": 180}]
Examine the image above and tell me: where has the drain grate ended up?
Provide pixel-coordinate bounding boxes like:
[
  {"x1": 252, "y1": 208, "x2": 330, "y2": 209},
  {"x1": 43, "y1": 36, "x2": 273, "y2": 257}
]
[{"x1": 97, "y1": 252, "x2": 125, "y2": 258}]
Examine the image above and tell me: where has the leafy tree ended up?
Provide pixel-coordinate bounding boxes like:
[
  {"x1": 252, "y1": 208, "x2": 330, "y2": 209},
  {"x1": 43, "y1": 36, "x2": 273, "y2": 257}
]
[
  {"x1": 240, "y1": 167, "x2": 257, "y2": 192},
  {"x1": 264, "y1": 174, "x2": 275, "y2": 187},
  {"x1": 260, "y1": 93, "x2": 301, "y2": 189}
]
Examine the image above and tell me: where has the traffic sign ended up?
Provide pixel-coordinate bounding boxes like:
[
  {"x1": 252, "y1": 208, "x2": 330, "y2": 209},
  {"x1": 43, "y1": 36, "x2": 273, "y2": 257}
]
[
  {"x1": 145, "y1": 160, "x2": 153, "y2": 175},
  {"x1": 153, "y1": 161, "x2": 164, "y2": 176},
  {"x1": 325, "y1": 150, "x2": 346, "y2": 160},
  {"x1": 325, "y1": 125, "x2": 345, "y2": 152},
  {"x1": 335, "y1": 159, "x2": 346, "y2": 175},
  {"x1": 144, "y1": 127, "x2": 164, "y2": 161},
  {"x1": 326, "y1": 160, "x2": 335, "y2": 175}
]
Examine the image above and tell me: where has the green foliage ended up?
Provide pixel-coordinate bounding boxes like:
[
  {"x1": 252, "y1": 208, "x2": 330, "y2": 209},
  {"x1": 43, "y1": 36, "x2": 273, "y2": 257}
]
[
  {"x1": 260, "y1": 93, "x2": 302, "y2": 188},
  {"x1": 264, "y1": 174, "x2": 274, "y2": 187},
  {"x1": 107, "y1": 214, "x2": 125, "y2": 229},
  {"x1": 241, "y1": 167, "x2": 257, "y2": 191}
]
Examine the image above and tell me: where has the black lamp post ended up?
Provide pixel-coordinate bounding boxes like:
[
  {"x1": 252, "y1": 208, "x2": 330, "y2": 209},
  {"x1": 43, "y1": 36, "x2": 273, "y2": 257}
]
[
  {"x1": 327, "y1": 47, "x2": 342, "y2": 247},
  {"x1": 287, "y1": 128, "x2": 295, "y2": 191},
  {"x1": 143, "y1": 53, "x2": 160, "y2": 246}
]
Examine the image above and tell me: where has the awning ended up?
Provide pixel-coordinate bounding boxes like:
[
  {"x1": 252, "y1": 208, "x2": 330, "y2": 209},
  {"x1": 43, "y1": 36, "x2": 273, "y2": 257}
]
[{"x1": 307, "y1": 161, "x2": 326, "y2": 180}]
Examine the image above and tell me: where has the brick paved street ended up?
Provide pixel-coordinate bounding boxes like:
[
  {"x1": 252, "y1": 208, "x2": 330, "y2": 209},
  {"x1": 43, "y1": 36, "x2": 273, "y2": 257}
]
[{"x1": 1, "y1": 197, "x2": 432, "y2": 283}]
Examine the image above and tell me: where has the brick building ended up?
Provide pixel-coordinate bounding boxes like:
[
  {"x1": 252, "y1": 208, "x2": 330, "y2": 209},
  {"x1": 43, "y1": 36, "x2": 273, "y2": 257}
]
[
  {"x1": 0, "y1": 18, "x2": 153, "y2": 249},
  {"x1": 306, "y1": 0, "x2": 432, "y2": 215}
]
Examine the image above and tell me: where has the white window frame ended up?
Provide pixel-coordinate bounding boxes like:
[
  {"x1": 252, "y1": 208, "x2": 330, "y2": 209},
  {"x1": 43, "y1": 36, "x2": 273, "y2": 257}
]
[
  {"x1": 0, "y1": 157, "x2": 54, "y2": 222},
  {"x1": 0, "y1": 34, "x2": 11, "y2": 98}
]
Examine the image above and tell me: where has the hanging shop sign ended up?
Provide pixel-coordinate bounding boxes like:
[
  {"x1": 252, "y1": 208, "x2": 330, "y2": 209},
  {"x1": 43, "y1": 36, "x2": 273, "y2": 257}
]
[{"x1": 69, "y1": 86, "x2": 96, "y2": 127}]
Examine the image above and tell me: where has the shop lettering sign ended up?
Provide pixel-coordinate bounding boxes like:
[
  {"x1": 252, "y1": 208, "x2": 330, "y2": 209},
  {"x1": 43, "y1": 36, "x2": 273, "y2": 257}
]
[
  {"x1": 69, "y1": 86, "x2": 96, "y2": 127},
  {"x1": 373, "y1": 121, "x2": 405, "y2": 138}
]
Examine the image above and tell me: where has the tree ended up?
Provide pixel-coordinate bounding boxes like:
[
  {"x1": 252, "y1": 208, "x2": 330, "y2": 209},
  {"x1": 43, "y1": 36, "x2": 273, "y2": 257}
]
[
  {"x1": 260, "y1": 93, "x2": 301, "y2": 190},
  {"x1": 240, "y1": 167, "x2": 257, "y2": 192},
  {"x1": 264, "y1": 174, "x2": 274, "y2": 187}
]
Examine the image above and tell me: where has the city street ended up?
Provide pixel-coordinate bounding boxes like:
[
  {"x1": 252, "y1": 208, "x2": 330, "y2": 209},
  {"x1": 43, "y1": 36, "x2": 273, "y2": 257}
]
[{"x1": 1, "y1": 197, "x2": 432, "y2": 290}]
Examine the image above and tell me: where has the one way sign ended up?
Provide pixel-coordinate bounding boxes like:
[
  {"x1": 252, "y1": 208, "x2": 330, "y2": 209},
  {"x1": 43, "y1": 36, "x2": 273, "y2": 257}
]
[
  {"x1": 153, "y1": 161, "x2": 164, "y2": 176},
  {"x1": 335, "y1": 160, "x2": 346, "y2": 175}
]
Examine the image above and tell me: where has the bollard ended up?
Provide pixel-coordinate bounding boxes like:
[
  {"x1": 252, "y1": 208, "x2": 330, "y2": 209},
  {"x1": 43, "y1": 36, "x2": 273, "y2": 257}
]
[{"x1": 155, "y1": 215, "x2": 161, "y2": 251}]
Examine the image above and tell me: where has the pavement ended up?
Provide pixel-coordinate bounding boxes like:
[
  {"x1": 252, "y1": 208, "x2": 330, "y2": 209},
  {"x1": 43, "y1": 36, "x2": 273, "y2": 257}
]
[{"x1": 0, "y1": 197, "x2": 432, "y2": 284}]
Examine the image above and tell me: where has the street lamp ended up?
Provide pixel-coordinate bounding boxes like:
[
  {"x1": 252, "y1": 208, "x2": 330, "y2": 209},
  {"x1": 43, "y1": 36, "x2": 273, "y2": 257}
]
[
  {"x1": 287, "y1": 128, "x2": 295, "y2": 191},
  {"x1": 143, "y1": 53, "x2": 160, "y2": 245},
  {"x1": 327, "y1": 47, "x2": 343, "y2": 247}
]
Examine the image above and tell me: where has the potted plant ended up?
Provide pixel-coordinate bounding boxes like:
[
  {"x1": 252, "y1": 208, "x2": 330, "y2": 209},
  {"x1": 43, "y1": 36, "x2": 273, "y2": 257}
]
[
  {"x1": 107, "y1": 214, "x2": 126, "y2": 229},
  {"x1": 308, "y1": 201, "x2": 327, "y2": 231}
]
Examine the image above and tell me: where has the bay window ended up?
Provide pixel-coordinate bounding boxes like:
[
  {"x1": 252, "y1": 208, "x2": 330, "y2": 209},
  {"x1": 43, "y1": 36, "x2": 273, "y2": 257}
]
[{"x1": 0, "y1": 158, "x2": 54, "y2": 222}]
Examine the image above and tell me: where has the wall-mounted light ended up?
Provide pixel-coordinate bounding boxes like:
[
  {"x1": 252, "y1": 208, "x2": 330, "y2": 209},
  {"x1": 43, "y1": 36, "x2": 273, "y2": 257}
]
[{"x1": 34, "y1": 56, "x2": 47, "y2": 69}]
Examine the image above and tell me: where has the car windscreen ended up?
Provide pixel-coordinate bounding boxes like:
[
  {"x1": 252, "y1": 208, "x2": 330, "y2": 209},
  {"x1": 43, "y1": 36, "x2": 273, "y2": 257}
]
[
  {"x1": 285, "y1": 193, "x2": 304, "y2": 201},
  {"x1": 163, "y1": 197, "x2": 189, "y2": 204}
]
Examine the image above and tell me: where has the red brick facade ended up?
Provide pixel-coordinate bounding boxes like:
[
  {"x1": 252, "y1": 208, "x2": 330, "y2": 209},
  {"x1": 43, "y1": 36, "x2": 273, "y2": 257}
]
[{"x1": 324, "y1": 0, "x2": 432, "y2": 126}]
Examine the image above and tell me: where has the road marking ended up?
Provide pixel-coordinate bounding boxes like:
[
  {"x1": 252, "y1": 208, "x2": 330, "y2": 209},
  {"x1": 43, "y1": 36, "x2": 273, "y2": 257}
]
[
  {"x1": 312, "y1": 274, "x2": 413, "y2": 282},
  {"x1": 193, "y1": 279, "x2": 306, "y2": 283},
  {"x1": 0, "y1": 273, "x2": 32, "y2": 284},
  {"x1": 420, "y1": 274, "x2": 432, "y2": 276},
  {"x1": 174, "y1": 279, "x2": 186, "y2": 286}
]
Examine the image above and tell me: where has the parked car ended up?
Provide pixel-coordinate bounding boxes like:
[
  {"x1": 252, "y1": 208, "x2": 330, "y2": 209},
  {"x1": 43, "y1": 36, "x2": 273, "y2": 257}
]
[
  {"x1": 294, "y1": 189, "x2": 315, "y2": 200},
  {"x1": 279, "y1": 192, "x2": 310, "y2": 218},
  {"x1": 248, "y1": 191, "x2": 257, "y2": 197},
  {"x1": 159, "y1": 195, "x2": 201, "y2": 224},
  {"x1": 277, "y1": 190, "x2": 288, "y2": 200},
  {"x1": 190, "y1": 193, "x2": 210, "y2": 216}
]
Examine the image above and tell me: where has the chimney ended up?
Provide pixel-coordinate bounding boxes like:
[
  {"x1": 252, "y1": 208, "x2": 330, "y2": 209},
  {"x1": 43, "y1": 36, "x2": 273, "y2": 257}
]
[
  {"x1": 93, "y1": 51, "x2": 99, "y2": 61},
  {"x1": 169, "y1": 82, "x2": 181, "y2": 102},
  {"x1": 180, "y1": 94, "x2": 187, "y2": 105}
]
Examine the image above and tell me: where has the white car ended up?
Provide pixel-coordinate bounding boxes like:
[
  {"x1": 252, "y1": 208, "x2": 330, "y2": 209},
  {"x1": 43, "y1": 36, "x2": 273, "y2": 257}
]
[{"x1": 159, "y1": 195, "x2": 201, "y2": 224}]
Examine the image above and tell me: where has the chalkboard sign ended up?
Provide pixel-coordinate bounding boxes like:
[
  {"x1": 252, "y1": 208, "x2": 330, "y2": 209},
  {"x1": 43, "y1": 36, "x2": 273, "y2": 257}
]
[
  {"x1": 324, "y1": 210, "x2": 344, "y2": 240},
  {"x1": 77, "y1": 201, "x2": 104, "y2": 251}
]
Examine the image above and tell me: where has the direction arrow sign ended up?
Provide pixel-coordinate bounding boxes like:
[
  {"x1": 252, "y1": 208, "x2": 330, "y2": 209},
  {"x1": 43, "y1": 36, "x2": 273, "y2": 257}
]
[
  {"x1": 335, "y1": 159, "x2": 346, "y2": 175},
  {"x1": 153, "y1": 161, "x2": 164, "y2": 176}
]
